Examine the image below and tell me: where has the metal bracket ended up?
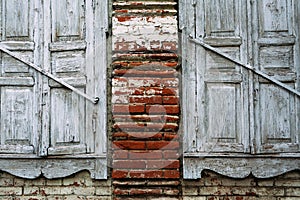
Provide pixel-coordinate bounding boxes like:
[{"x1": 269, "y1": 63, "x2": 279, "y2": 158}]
[
  {"x1": 0, "y1": 45, "x2": 99, "y2": 104},
  {"x1": 189, "y1": 37, "x2": 300, "y2": 98}
]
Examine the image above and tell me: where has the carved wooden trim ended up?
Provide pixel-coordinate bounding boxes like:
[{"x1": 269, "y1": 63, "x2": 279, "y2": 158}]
[
  {"x1": 0, "y1": 158, "x2": 107, "y2": 179},
  {"x1": 183, "y1": 157, "x2": 300, "y2": 179}
]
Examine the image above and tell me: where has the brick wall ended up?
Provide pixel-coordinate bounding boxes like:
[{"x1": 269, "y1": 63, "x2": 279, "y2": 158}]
[
  {"x1": 182, "y1": 170, "x2": 300, "y2": 200},
  {"x1": 0, "y1": 171, "x2": 111, "y2": 199},
  {"x1": 111, "y1": 0, "x2": 181, "y2": 199}
]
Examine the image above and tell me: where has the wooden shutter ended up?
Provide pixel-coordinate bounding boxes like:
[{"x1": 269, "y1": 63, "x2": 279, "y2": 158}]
[
  {"x1": 37, "y1": 0, "x2": 108, "y2": 158},
  {"x1": 185, "y1": 0, "x2": 249, "y2": 153},
  {"x1": 0, "y1": 0, "x2": 38, "y2": 154},
  {"x1": 38, "y1": 0, "x2": 94, "y2": 156},
  {"x1": 252, "y1": 0, "x2": 300, "y2": 153}
]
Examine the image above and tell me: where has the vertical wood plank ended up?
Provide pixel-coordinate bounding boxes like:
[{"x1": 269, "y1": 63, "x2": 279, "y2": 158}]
[
  {"x1": 39, "y1": 0, "x2": 51, "y2": 156},
  {"x1": 296, "y1": 1, "x2": 300, "y2": 151},
  {"x1": 195, "y1": 0, "x2": 205, "y2": 152},
  {"x1": 1, "y1": 88, "x2": 33, "y2": 146},
  {"x1": 253, "y1": 0, "x2": 299, "y2": 153},
  {"x1": 32, "y1": 0, "x2": 43, "y2": 154},
  {"x1": 94, "y1": 0, "x2": 107, "y2": 155},
  {"x1": 182, "y1": 0, "x2": 197, "y2": 153},
  {"x1": 51, "y1": 0, "x2": 85, "y2": 42},
  {"x1": 5, "y1": 0, "x2": 29, "y2": 38},
  {"x1": 85, "y1": 0, "x2": 95, "y2": 153}
]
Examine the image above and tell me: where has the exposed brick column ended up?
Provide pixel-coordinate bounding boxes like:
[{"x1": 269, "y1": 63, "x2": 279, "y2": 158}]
[{"x1": 111, "y1": 0, "x2": 180, "y2": 199}]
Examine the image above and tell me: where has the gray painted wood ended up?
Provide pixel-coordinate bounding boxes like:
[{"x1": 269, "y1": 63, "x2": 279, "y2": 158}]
[
  {"x1": 0, "y1": 0, "x2": 107, "y2": 179},
  {"x1": 181, "y1": 0, "x2": 300, "y2": 179},
  {"x1": 252, "y1": 0, "x2": 299, "y2": 154},
  {"x1": 182, "y1": 0, "x2": 197, "y2": 154},
  {"x1": 195, "y1": 0, "x2": 249, "y2": 154},
  {"x1": 0, "y1": 0, "x2": 37, "y2": 154},
  {"x1": 184, "y1": 157, "x2": 300, "y2": 179}
]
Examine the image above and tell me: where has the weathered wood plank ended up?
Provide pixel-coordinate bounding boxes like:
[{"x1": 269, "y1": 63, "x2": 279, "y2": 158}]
[
  {"x1": 94, "y1": 0, "x2": 107, "y2": 157},
  {"x1": 0, "y1": 88, "x2": 34, "y2": 153},
  {"x1": 0, "y1": 77, "x2": 34, "y2": 86},
  {"x1": 5, "y1": 0, "x2": 29, "y2": 38},
  {"x1": 49, "y1": 41, "x2": 86, "y2": 52},
  {"x1": 85, "y1": 0, "x2": 95, "y2": 153},
  {"x1": 47, "y1": 144, "x2": 87, "y2": 155},
  {"x1": 48, "y1": 77, "x2": 86, "y2": 87},
  {"x1": 0, "y1": 41, "x2": 34, "y2": 50},
  {"x1": 51, "y1": 0, "x2": 85, "y2": 41},
  {"x1": 184, "y1": 157, "x2": 300, "y2": 179},
  {"x1": 39, "y1": 0, "x2": 51, "y2": 156}
]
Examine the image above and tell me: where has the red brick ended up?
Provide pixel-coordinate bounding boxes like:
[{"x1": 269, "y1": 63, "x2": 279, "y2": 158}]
[
  {"x1": 112, "y1": 77, "x2": 128, "y2": 87},
  {"x1": 113, "y1": 188, "x2": 129, "y2": 195},
  {"x1": 146, "y1": 141, "x2": 180, "y2": 150},
  {"x1": 112, "y1": 170, "x2": 129, "y2": 179},
  {"x1": 146, "y1": 105, "x2": 180, "y2": 114},
  {"x1": 112, "y1": 132, "x2": 129, "y2": 139},
  {"x1": 112, "y1": 87, "x2": 144, "y2": 95},
  {"x1": 116, "y1": 16, "x2": 134, "y2": 22},
  {"x1": 114, "y1": 41, "x2": 138, "y2": 52},
  {"x1": 129, "y1": 104, "x2": 145, "y2": 113},
  {"x1": 129, "y1": 78, "x2": 161, "y2": 87},
  {"x1": 146, "y1": 160, "x2": 180, "y2": 169},
  {"x1": 129, "y1": 150, "x2": 163, "y2": 159},
  {"x1": 129, "y1": 96, "x2": 162, "y2": 104},
  {"x1": 112, "y1": 105, "x2": 128, "y2": 114},
  {"x1": 114, "y1": 70, "x2": 177, "y2": 77},
  {"x1": 113, "y1": 122, "x2": 146, "y2": 131},
  {"x1": 129, "y1": 188, "x2": 163, "y2": 195},
  {"x1": 163, "y1": 61, "x2": 178, "y2": 68},
  {"x1": 163, "y1": 150, "x2": 180, "y2": 159},
  {"x1": 113, "y1": 160, "x2": 146, "y2": 169},
  {"x1": 112, "y1": 61, "x2": 129, "y2": 68},
  {"x1": 144, "y1": 123, "x2": 178, "y2": 132},
  {"x1": 145, "y1": 87, "x2": 162, "y2": 95},
  {"x1": 163, "y1": 96, "x2": 179, "y2": 105},
  {"x1": 129, "y1": 170, "x2": 163, "y2": 179},
  {"x1": 164, "y1": 188, "x2": 180, "y2": 195},
  {"x1": 114, "y1": 115, "x2": 165, "y2": 123},
  {"x1": 112, "y1": 104, "x2": 145, "y2": 114},
  {"x1": 162, "y1": 41, "x2": 177, "y2": 51},
  {"x1": 115, "y1": 53, "x2": 178, "y2": 61},
  {"x1": 144, "y1": 87, "x2": 178, "y2": 96},
  {"x1": 113, "y1": 141, "x2": 146, "y2": 150},
  {"x1": 113, "y1": 150, "x2": 129, "y2": 159},
  {"x1": 128, "y1": 132, "x2": 163, "y2": 139},
  {"x1": 164, "y1": 133, "x2": 179, "y2": 140},
  {"x1": 164, "y1": 170, "x2": 180, "y2": 179},
  {"x1": 162, "y1": 88, "x2": 178, "y2": 96},
  {"x1": 161, "y1": 78, "x2": 179, "y2": 87},
  {"x1": 164, "y1": 115, "x2": 180, "y2": 123}
]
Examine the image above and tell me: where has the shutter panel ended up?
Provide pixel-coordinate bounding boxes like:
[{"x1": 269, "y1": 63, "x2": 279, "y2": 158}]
[
  {"x1": 0, "y1": 0, "x2": 38, "y2": 154},
  {"x1": 41, "y1": 0, "x2": 95, "y2": 156},
  {"x1": 252, "y1": 0, "x2": 300, "y2": 153},
  {"x1": 192, "y1": 0, "x2": 249, "y2": 153}
]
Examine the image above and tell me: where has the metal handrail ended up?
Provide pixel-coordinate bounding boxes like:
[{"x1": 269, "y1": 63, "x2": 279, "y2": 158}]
[
  {"x1": 189, "y1": 37, "x2": 300, "y2": 98},
  {"x1": 0, "y1": 45, "x2": 99, "y2": 104}
]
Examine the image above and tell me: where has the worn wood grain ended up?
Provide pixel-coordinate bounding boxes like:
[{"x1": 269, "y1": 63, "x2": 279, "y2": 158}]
[
  {"x1": 184, "y1": 157, "x2": 300, "y2": 179},
  {"x1": 181, "y1": 0, "x2": 300, "y2": 179},
  {"x1": 0, "y1": 0, "x2": 108, "y2": 179}
]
